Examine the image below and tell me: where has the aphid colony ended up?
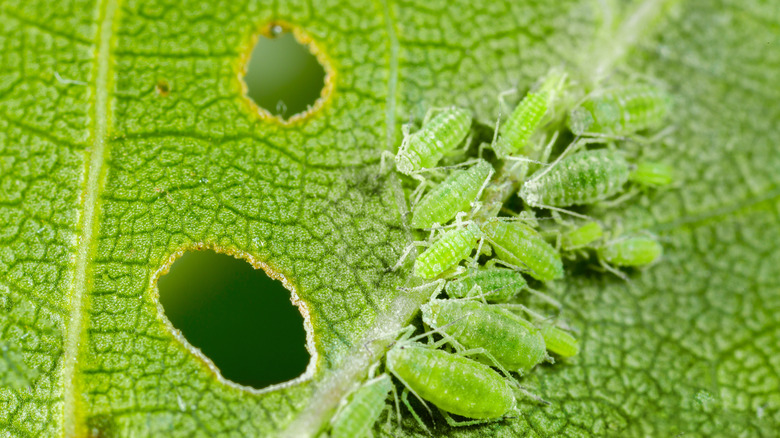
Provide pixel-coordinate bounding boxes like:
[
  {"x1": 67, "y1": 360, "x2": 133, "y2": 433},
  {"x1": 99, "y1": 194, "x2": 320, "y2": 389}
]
[{"x1": 325, "y1": 71, "x2": 674, "y2": 435}]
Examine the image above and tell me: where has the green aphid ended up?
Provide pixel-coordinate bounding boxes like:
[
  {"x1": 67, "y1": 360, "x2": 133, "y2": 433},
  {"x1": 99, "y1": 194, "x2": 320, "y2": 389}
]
[
  {"x1": 568, "y1": 84, "x2": 670, "y2": 136},
  {"x1": 519, "y1": 149, "x2": 631, "y2": 208},
  {"x1": 598, "y1": 234, "x2": 663, "y2": 267},
  {"x1": 562, "y1": 221, "x2": 604, "y2": 251},
  {"x1": 539, "y1": 325, "x2": 579, "y2": 358},
  {"x1": 629, "y1": 161, "x2": 675, "y2": 187},
  {"x1": 395, "y1": 107, "x2": 472, "y2": 175},
  {"x1": 410, "y1": 159, "x2": 494, "y2": 229},
  {"x1": 493, "y1": 69, "x2": 566, "y2": 158},
  {"x1": 329, "y1": 373, "x2": 393, "y2": 438},
  {"x1": 386, "y1": 343, "x2": 516, "y2": 422},
  {"x1": 421, "y1": 299, "x2": 548, "y2": 374},
  {"x1": 413, "y1": 222, "x2": 481, "y2": 280},
  {"x1": 446, "y1": 267, "x2": 528, "y2": 302},
  {"x1": 481, "y1": 218, "x2": 564, "y2": 282}
]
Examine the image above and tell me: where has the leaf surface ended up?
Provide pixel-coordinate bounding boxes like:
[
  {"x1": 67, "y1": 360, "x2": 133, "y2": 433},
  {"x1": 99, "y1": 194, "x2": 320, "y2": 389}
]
[{"x1": 0, "y1": 0, "x2": 778, "y2": 437}]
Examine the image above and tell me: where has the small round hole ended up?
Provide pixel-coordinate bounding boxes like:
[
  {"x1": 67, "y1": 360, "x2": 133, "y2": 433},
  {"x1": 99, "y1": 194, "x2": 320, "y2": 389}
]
[
  {"x1": 157, "y1": 250, "x2": 310, "y2": 389},
  {"x1": 243, "y1": 27, "x2": 327, "y2": 120}
]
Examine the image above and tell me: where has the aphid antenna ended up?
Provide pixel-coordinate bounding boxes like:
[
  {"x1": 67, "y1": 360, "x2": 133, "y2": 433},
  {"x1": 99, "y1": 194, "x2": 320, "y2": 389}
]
[
  {"x1": 526, "y1": 286, "x2": 563, "y2": 309},
  {"x1": 497, "y1": 87, "x2": 519, "y2": 112},
  {"x1": 486, "y1": 256, "x2": 536, "y2": 278},
  {"x1": 523, "y1": 134, "x2": 584, "y2": 184},
  {"x1": 421, "y1": 105, "x2": 456, "y2": 125},
  {"x1": 538, "y1": 130, "x2": 560, "y2": 164},
  {"x1": 532, "y1": 204, "x2": 594, "y2": 222},
  {"x1": 499, "y1": 303, "x2": 552, "y2": 323},
  {"x1": 414, "y1": 159, "x2": 485, "y2": 173},
  {"x1": 396, "y1": 279, "x2": 446, "y2": 302},
  {"x1": 387, "y1": 240, "x2": 429, "y2": 272}
]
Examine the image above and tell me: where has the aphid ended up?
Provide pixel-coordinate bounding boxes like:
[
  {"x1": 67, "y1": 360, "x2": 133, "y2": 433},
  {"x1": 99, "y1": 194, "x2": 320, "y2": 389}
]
[
  {"x1": 539, "y1": 325, "x2": 579, "y2": 358},
  {"x1": 446, "y1": 267, "x2": 529, "y2": 302},
  {"x1": 410, "y1": 159, "x2": 494, "y2": 229},
  {"x1": 386, "y1": 342, "x2": 516, "y2": 424},
  {"x1": 629, "y1": 161, "x2": 674, "y2": 187},
  {"x1": 493, "y1": 69, "x2": 567, "y2": 158},
  {"x1": 568, "y1": 84, "x2": 669, "y2": 137},
  {"x1": 420, "y1": 299, "x2": 548, "y2": 373},
  {"x1": 395, "y1": 107, "x2": 472, "y2": 175},
  {"x1": 480, "y1": 218, "x2": 564, "y2": 282},
  {"x1": 445, "y1": 266, "x2": 560, "y2": 307},
  {"x1": 413, "y1": 222, "x2": 482, "y2": 280},
  {"x1": 597, "y1": 234, "x2": 663, "y2": 268},
  {"x1": 519, "y1": 149, "x2": 630, "y2": 209},
  {"x1": 329, "y1": 373, "x2": 393, "y2": 438},
  {"x1": 561, "y1": 221, "x2": 604, "y2": 251}
]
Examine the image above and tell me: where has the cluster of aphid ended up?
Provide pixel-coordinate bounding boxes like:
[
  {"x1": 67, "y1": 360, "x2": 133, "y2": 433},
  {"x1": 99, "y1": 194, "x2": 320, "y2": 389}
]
[{"x1": 325, "y1": 69, "x2": 674, "y2": 436}]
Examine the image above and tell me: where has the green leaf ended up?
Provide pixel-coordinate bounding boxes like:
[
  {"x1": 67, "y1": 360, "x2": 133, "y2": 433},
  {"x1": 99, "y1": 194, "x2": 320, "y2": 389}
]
[{"x1": 0, "y1": 0, "x2": 778, "y2": 436}]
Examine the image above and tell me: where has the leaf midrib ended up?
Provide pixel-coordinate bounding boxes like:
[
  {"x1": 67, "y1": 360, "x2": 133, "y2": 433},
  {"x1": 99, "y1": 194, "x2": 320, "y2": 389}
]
[{"x1": 61, "y1": 0, "x2": 118, "y2": 436}]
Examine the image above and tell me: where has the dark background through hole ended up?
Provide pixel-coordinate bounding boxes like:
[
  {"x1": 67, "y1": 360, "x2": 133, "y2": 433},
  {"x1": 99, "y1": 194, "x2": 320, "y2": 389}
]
[
  {"x1": 244, "y1": 32, "x2": 326, "y2": 118},
  {"x1": 157, "y1": 250, "x2": 310, "y2": 389}
]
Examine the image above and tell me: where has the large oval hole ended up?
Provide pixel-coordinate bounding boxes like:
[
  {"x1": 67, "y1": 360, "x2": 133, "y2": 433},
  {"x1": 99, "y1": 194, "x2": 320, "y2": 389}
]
[
  {"x1": 244, "y1": 26, "x2": 327, "y2": 120},
  {"x1": 157, "y1": 250, "x2": 310, "y2": 389}
]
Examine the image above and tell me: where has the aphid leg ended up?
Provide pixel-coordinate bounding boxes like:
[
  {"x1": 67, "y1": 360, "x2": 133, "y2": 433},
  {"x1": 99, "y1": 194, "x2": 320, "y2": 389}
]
[
  {"x1": 497, "y1": 88, "x2": 519, "y2": 114},
  {"x1": 426, "y1": 279, "x2": 446, "y2": 301},
  {"x1": 488, "y1": 256, "x2": 537, "y2": 278},
  {"x1": 379, "y1": 150, "x2": 397, "y2": 175},
  {"x1": 439, "y1": 409, "x2": 497, "y2": 427},
  {"x1": 537, "y1": 130, "x2": 560, "y2": 164},
  {"x1": 511, "y1": 385, "x2": 551, "y2": 406},
  {"x1": 399, "y1": 385, "x2": 434, "y2": 433},
  {"x1": 408, "y1": 175, "x2": 432, "y2": 207},
  {"x1": 597, "y1": 187, "x2": 638, "y2": 208},
  {"x1": 388, "y1": 241, "x2": 429, "y2": 272},
  {"x1": 54, "y1": 71, "x2": 87, "y2": 86},
  {"x1": 598, "y1": 258, "x2": 630, "y2": 282}
]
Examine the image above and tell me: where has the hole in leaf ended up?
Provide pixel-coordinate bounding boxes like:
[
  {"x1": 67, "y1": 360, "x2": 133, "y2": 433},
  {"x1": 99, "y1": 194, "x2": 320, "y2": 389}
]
[
  {"x1": 243, "y1": 26, "x2": 327, "y2": 120},
  {"x1": 157, "y1": 250, "x2": 310, "y2": 389}
]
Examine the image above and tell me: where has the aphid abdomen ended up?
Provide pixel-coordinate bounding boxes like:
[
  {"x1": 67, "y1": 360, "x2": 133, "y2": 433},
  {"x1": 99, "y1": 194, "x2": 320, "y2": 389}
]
[
  {"x1": 598, "y1": 235, "x2": 663, "y2": 266},
  {"x1": 562, "y1": 221, "x2": 604, "y2": 251},
  {"x1": 421, "y1": 299, "x2": 547, "y2": 373},
  {"x1": 446, "y1": 268, "x2": 527, "y2": 302},
  {"x1": 568, "y1": 85, "x2": 669, "y2": 136},
  {"x1": 330, "y1": 374, "x2": 393, "y2": 438},
  {"x1": 396, "y1": 107, "x2": 472, "y2": 174},
  {"x1": 410, "y1": 160, "x2": 494, "y2": 229},
  {"x1": 540, "y1": 326, "x2": 579, "y2": 358},
  {"x1": 481, "y1": 218, "x2": 563, "y2": 282},
  {"x1": 520, "y1": 149, "x2": 630, "y2": 207},
  {"x1": 413, "y1": 224, "x2": 479, "y2": 279},
  {"x1": 386, "y1": 344, "x2": 515, "y2": 419}
]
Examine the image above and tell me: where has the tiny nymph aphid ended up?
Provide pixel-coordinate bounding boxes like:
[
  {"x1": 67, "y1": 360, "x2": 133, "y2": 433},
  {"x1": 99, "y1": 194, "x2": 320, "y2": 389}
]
[
  {"x1": 493, "y1": 69, "x2": 567, "y2": 158},
  {"x1": 420, "y1": 299, "x2": 549, "y2": 374},
  {"x1": 480, "y1": 218, "x2": 564, "y2": 282},
  {"x1": 568, "y1": 84, "x2": 670, "y2": 137},
  {"x1": 329, "y1": 373, "x2": 393, "y2": 438},
  {"x1": 395, "y1": 107, "x2": 472, "y2": 175},
  {"x1": 413, "y1": 222, "x2": 482, "y2": 280},
  {"x1": 410, "y1": 159, "x2": 494, "y2": 229},
  {"x1": 519, "y1": 149, "x2": 631, "y2": 209}
]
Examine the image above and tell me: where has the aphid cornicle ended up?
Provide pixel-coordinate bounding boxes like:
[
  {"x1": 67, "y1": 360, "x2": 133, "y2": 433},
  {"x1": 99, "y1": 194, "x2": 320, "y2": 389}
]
[
  {"x1": 562, "y1": 221, "x2": 604, "y2": 251},
  {"x1": 493, "y1": 69, "x2": 566, "y2": 158},
  {"x1": 421, "y1": 299, "x2": 548, "y2": 373},
  {"x1": 395, "y1": 107, "x2": 472, "y2": 175},
  {"x1": 539, "y1": 325, "x2": 579, "y2": 358},
  {"x1": 481, "y1": 218, "x2": 564, "y2": 282},
  {"x1": 413, "y1": 222, "x2": 481, "y2": 280},
  {"x1": 329, "y1": 373, "x2": 393, "y2": 438},
  {"x1": 386, "y1": 343, "x2": 516, "y2": 421},
  {"x1": 410, "y1": 159, "x2": 494, "y2": 229},
  {"x1": 519, "y1": 149, "x2": 630, "y2": 208},
  {"x1": 598, "y1": 234, "x2": 663, "y2": 267},
  {"x1": 446, "y1": 267, "x2": 528, "y2": 302},
  {"x1": 629, "y1": 161, "x2": 674, "y2": 187},
  {"x1": 568, "y1": 84, "x2": 670, "y2": 136}
]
